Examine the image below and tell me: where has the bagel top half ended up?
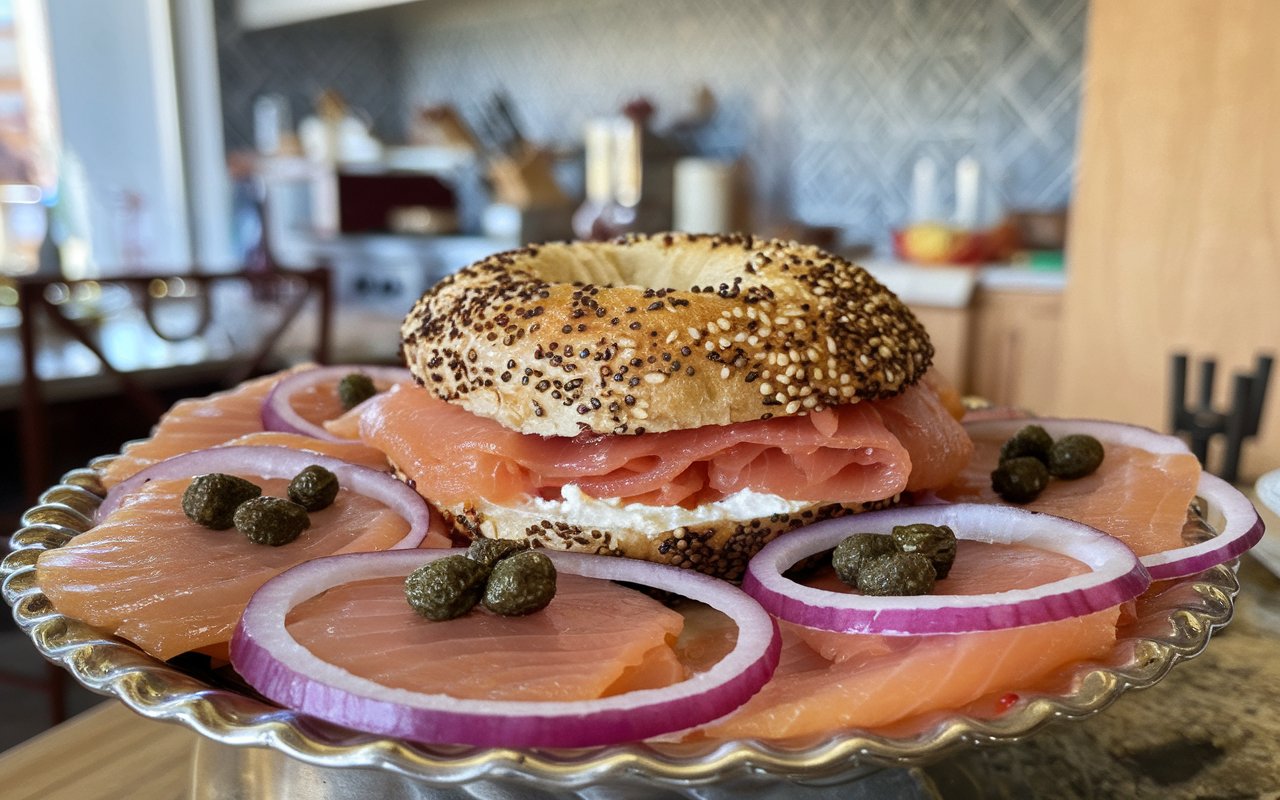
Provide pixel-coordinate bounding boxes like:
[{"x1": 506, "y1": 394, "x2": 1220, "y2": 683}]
[{"x1": 401, "y1": 232, "x2": 933, "y2": 437}]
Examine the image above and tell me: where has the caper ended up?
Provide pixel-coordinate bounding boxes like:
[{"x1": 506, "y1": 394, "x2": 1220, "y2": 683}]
[
  {"x1": 482, "y1": 550, "x2": 557, "y2": 616},
  {"x1": 287, "y1": 464, "x2": 340, "y2": 511},
  {"x1": 233, "y1": 496, "x2": 310, "y2": 546},
  {"x1": 832, "y1": 533, "x2": 897, "y2": 587},
  {"x1": 405, "y1": 555, "x2": 490, "y2": 620},
  {"x1": 991, "y1": 456, "x2": 1050, "y2": 504},
  {"x1": 182, "y1": 473, "x2": 262, "y2": 530},
  {"x1": 891, "y1": 523, "x2": 958, "y2": 579},
  {"x1": 856, "y1": 552, "x2": 937, "y2": 596},
  {"x1": 1048, "y1": 434, "x2": 1105, "y2": 480},
  {"x1": 999, "y1": 424, "x2": 1054, "y2": 465},
  {"x1": 466, "y1": 537, "x2": 529, "y2": 568},
  {"x1": 337, "y1": 372, "x2": 377, "y2": 410}
]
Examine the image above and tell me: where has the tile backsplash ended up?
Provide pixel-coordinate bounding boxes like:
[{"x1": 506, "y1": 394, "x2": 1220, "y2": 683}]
[
  {"x1": 214, "y1": 0, "x2": 405, "y2": 153},
  {"x1": 217, "y1": 0, "x2": 1086, "y2": 251}
]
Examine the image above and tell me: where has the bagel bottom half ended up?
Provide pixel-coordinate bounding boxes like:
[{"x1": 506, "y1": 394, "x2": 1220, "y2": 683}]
[{"x1": 434, "y1": 494, "x2": 900, "y2": 582}]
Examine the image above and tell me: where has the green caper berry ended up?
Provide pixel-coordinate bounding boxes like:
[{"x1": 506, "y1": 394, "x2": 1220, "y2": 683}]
[
  {"x1": 405, "y1": 555, "x2": 490, "y2": 621},
  {"x1": 891, "y1": 523, "x2": 958, "y2": 579},
  {"x1": 991, "y1": 456, "x2": 1050, "y2": 503},
  {"x1": 856, "y1": 552, "x2": 937, "y2": 596},
  {"x1": 287, "y1": 465, "x2": 340, "y2": 511},
  {"x1": 832, "y1": 533, "x2": 897, "y2": 587},
  {"x1": 999, "y1": 424, "x2": 1054, "y2": 465},
  {"x1": 482, "y1": 550, "x2": 557, "y2": 616},
  {"x1": 233, "y1": 496, "x2": 310, "y2": 546},
  {"x1": 182, "y1": 473, "x2": 262, "y2": 530},
  {"x1": 337, "y1": 373, "x2": 377, "y2": 410},
  {"x1": 1048, "y1": 434, "x2": 1105, "y2": 480},
  {"x1": 466, "y1": 537, "x2": 529, "y2": 568}
]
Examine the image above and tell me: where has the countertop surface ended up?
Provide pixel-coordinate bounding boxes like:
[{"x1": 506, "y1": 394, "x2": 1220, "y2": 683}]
[{"x1": 859, "y1": 260, "x2": 1067, "y2": 309}]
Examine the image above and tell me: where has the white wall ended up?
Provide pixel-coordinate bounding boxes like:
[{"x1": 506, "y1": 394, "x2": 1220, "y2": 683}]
[{"x1": 45, "y1": 0, "x2": 192, "y2": 272}]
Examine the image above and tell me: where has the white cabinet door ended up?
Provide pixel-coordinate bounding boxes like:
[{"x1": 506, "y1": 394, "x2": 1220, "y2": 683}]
[{"x1": 237, "y1": 0, "x2": 419, "y2": 29}]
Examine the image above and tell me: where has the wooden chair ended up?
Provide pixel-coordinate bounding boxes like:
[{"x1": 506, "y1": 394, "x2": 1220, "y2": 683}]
[
  {"x1": 15, "y1": 266, "x2": 332, "y2": 502},
  {"x1": 5, "y1": 266, "x2": 331, "y2": 725}
]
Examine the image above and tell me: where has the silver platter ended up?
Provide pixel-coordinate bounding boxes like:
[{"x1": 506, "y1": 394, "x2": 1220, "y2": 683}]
[{"x1": 2, "y1": 454, "x2": 1239, "y2": 795}]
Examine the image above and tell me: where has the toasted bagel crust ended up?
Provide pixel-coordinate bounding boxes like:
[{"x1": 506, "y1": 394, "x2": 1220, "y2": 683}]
[
  {"x1": 437, "y1": 496, "x2": 899, "y2": 582},
  {"x1": 401, "y1": 233, "x2": 933, "y2": 437}
]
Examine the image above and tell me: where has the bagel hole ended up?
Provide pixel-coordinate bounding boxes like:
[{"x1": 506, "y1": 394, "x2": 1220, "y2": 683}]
[{"x1": 535, "y1": 241, "x2": 764, "y2": 292}]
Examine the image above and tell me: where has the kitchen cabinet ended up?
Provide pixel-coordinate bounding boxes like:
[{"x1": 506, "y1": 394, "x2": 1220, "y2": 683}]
[
  {"x1": 1058, "y1": 0, "x2": 1280, "y2": 478},
  {"x1": 908, "y1": 304, "x2": 970, "y2": 393},
  {"x1": 967, "y1": 289, "x2": 1063, "y2": 412},
  {"x1": 237, "y1": 0, "x2": 417, "y2": 29}
]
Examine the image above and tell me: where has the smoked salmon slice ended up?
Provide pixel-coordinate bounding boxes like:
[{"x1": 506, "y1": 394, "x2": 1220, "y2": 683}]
[
  {"x1": 37, "y1": 474, "x2": 421, "y2": 661},
  {"x1": 100, "y1": 370, "x2": 289, "y2": 489},
  {"x1": 285, "y1": 573, "x2": 685, "y2": 702},
  {"x1": 934, "y1": 424, "x2": 1200, "y2": 557},
  {"x1": 355, "y1": 376, "x2": 971, "y2": 508},
  {"x1": 100, "y1": 366, "x2": 404, "y2": 489},
  {"x1": 696, "y1": 540, "x2": 1119, "y2": 740},
  {"x1": 221, "y1": 431, "x2": 390, "y2": 472}
]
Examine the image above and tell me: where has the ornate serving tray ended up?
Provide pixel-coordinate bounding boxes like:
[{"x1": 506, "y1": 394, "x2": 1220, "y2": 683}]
[{"x1": 2, "y1": 454, "x2": 1239, "y2": 796}]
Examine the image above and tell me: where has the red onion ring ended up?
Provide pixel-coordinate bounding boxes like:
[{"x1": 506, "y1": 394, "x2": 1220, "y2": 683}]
[
  {"x1": 261, "y1": 365, "x2": 413, "y2": 441},
  {"x1": 231, "y1": 550, "x2": 781, "y2": 748},
  {"x1": 742, "y1": 504, "x2": 1150, "y2": 635},
  {"x1": 96, "y1": 446, "x2": 441, "y2": 549},
  {"x1": 1141, "y1": 472, "x2": 1264, "y2": 580},
  {"x1": 962, "y1": 418, "x2": 1263, "y2": 580}
]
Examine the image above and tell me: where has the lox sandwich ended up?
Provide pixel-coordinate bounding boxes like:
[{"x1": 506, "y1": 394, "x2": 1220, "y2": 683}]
[{"x1": 356, "y1": 233, "x2": 973, "y2": 580}]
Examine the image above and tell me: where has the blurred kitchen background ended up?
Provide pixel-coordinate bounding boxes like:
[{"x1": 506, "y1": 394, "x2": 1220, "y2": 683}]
[{"x1": 0, "y1": 0, "x2": 1276, "y2": 542}]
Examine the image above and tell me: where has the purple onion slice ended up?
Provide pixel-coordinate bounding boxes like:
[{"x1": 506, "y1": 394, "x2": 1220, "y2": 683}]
[
  {"x1": 1141, "y1": 472, "x2": 1264, "y2": 580},
  {"x1": 231, "y1": 550, "x2": 780, "y2": 748},
  {"x1": 97, "y1": 445, "x2": 437, "y2": 549},
  {"x1": 261, "y1": 365, "x2": 413, "y2": 441},
  {"x1": 743, "y1": 504, "x2": 1151, "y2": 635}
]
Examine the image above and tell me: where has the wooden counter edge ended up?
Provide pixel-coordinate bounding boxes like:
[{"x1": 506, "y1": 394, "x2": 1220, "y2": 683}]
[{"x1": 0, "y1": 701, "x2": 198, "y2": 800}]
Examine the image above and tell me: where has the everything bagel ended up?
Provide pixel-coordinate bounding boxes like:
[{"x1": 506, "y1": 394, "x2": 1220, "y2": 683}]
[{"x1": 401, "y1": 233, "x2": 934, "y2": 437}]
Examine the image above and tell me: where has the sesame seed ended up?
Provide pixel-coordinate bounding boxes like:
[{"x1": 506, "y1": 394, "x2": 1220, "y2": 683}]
[
  {"x1": 760, "y1": 382, "x2": 773, "y2": 394},
  {"x1": 632, "y1": 407, "x2": 649, "y2": 419},
  {"x1": 688, "y1": 327, "x2": 702, "y2": 341},
  {"x1": 720, "y1": 366, "x2": 730, "y2": 379},
  {"x1": 785, "y1": 400, "x2": 800, "y2": 414},
  {"x1": 716, "y1": 318, "x2": 731, "y2": 331},
  {"x1": 665, "y1": 330, "x2": 678, "y2": 344},
  {"x1": 774, "y1": 392, "x2": 786, "y2": 403},
  {"x1": 718, "y1": 337, "x2": 731, "y2": 349},
  {"x1": 644, "y1": 372, "x2": 667, "y2": 384}
]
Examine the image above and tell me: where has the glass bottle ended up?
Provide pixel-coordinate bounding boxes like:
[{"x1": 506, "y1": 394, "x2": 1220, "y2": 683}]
[{"x1": 571, "y1": 119, "x2": 615, "y2": 241}]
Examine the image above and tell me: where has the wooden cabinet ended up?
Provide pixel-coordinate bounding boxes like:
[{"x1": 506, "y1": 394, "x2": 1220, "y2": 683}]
[
  {"x1": 967, "y1": 289, "x2": 1063, "y2": 411},
  {"x1": 907, "y1": 303, "x2": 971, "y2": 393},
  {"x1": 1057, "y1": 0, "x2": 1280, "y2": 479}
]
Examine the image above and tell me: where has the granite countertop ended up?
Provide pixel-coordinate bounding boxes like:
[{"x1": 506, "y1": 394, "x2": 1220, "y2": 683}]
[{"x1": 917, "y1": 555, "x2": 1280, "y2": 798}]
